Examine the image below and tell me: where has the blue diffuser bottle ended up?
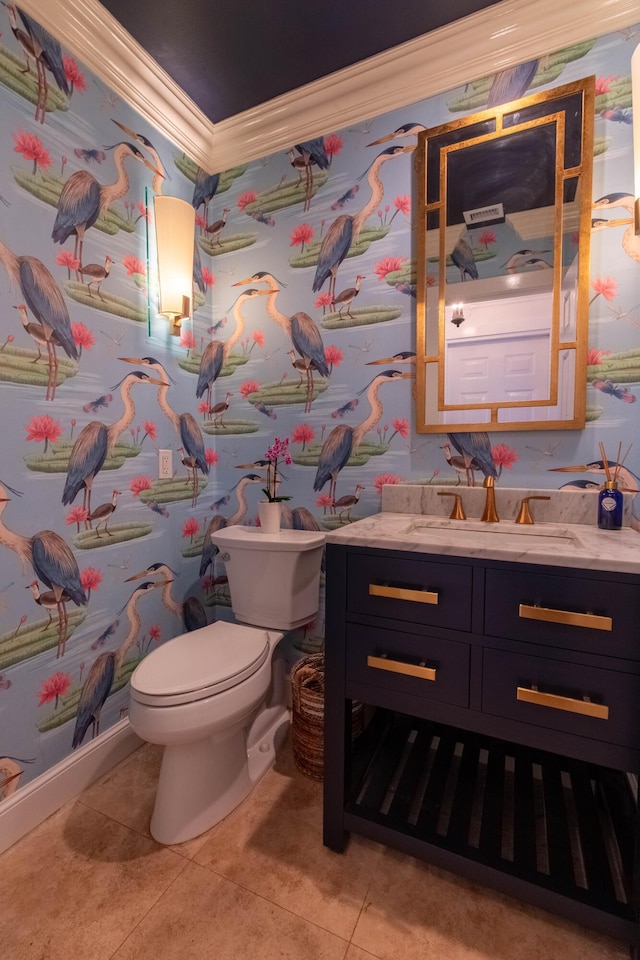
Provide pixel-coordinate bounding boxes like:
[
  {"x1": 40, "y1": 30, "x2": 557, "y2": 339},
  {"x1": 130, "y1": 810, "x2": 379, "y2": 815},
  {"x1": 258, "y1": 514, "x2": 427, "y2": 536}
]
[{"x1": 598, "y1": 480, "x2": 623, "y2": 530}]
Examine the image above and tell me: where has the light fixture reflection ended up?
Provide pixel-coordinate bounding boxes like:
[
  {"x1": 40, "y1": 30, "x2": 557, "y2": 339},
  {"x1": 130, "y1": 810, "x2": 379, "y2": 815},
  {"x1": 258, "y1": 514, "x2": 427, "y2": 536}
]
[
  {"x1": 451, "y1": 304, "x2": 465, "y2": 327},
  {"x1": 154, "y1": 195, "x2": 195, "y2": 335}
]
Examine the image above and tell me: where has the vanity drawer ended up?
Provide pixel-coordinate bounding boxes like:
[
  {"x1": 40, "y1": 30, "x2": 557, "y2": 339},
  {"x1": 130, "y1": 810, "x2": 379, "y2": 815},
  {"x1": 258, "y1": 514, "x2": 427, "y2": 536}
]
[
  {"x1": 482, "y1": 647, "x2": 640, "y2": 748},
  {"x1": 484, "y1": 569, "x2": 640, "y2": 658},
  {"x1": 347, "y1": 553, "x2": 472, "y2": 631},
  {"x1": 346, "y1": 623, "x2": 470, "y2": 708}
]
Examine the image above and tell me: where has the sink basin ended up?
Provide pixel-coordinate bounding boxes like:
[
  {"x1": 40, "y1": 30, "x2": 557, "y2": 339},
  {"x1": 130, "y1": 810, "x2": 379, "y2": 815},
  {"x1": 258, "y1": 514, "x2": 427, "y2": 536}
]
[{"x1": 403, "y1": 517, "x2": 584, "y2": 550}]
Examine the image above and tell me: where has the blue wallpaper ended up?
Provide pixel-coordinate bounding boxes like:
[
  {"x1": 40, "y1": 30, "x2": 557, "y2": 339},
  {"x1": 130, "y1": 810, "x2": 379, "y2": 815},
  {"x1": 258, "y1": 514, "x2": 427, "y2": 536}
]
[{"x1": 0, "y1": 11, "x2": 638, "y2": 804}]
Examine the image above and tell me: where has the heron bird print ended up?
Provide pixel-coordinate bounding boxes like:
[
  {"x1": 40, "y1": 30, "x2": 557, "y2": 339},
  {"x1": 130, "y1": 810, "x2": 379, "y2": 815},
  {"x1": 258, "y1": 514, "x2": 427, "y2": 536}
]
[
  {"x1": 0, "y1": 242, "x2": 78, "y2": 401},
  {"x1": 72, "y1": 579, "x2": 169, "y2": 747},
  {"x1": 62, "y1": 370, "x2": 167, "y2": 519},
  {"x1": 125, "y1": 562, "x2": 207, "y2": 632},
  {"x1": 312, "y1": 145, "x2": 414, "y2": 300},
  {"x1": 233, "y1": 272, "x2": 329, "y2": 413},
  {"x1": 0, "y1": 481, "x2": 87, "y2": 657},
  {"x1": 313, "y1": 368, "x2": 413, "y2": 504},
  {"x1": 119, "y1": 357, "x2": 208, "y2": 505}
]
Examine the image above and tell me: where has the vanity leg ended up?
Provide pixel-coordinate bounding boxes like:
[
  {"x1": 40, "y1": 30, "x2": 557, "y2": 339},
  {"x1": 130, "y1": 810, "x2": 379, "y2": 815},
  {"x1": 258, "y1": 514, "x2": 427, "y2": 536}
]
[
  {"x1": 323, "y1": 544, "x2": 350, "y2": 853},
  {"x1": 323, "y1": 696, "x2": 351, "y2": 852}
]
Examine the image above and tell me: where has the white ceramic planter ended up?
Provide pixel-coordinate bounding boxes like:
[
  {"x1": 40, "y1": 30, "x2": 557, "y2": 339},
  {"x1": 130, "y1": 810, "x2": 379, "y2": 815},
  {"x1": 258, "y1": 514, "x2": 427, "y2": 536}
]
[{"x1": 258, "y1": 500, "x2": 282, "y2": 533}]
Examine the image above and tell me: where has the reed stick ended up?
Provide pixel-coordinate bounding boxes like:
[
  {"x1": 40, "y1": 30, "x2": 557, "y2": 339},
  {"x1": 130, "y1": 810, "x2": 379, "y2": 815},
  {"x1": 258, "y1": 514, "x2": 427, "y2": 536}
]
[
  {"x1": 618, "y1": 442, "x2": 633, "y2": 478},
  {"x1": 599, "y1": 441, "x2": 612, "y2": 483},
  {"x1": 613, "y1": 441, "x2": 622, "y2": 482}
]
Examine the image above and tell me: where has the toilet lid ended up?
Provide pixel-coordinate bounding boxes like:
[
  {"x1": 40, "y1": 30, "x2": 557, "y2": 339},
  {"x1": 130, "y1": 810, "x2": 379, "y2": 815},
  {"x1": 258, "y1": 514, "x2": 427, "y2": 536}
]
[{"x1": 130, "y1": 621, "x2": 270, "y2": 706}]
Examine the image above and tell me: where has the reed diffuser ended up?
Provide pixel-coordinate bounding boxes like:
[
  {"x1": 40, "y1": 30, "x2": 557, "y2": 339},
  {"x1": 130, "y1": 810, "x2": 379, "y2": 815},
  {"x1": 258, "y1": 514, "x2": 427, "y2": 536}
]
[{"x1": 597, "y1": 440, "x2": 631, "y2": 530}]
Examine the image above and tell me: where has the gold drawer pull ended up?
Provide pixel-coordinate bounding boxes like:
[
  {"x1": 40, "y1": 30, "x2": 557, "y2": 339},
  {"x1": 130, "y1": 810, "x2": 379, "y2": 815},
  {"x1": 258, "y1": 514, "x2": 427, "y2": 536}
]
[
  {"x1": 369, "y1": 584, "x2": 438, "y2": 605},
  {"x1": 518, "y1": 603, "x2": 612, "y2": 631},
  {"x1": 516, "y1": 686, "x2": 609, "y2": 720},
  {"x1": 367, "y1": 654, "x2": 436, "y2": 681}
]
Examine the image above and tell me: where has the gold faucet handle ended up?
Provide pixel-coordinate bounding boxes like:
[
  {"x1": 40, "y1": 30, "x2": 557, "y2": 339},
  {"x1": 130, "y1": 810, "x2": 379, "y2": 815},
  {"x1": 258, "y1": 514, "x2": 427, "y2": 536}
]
[
  {"x1": 515, "y1": 495, "x2": 551, "y2": 525},
  {"x1": 437, "y1": 491, "x2": 466, "y2": 520}
]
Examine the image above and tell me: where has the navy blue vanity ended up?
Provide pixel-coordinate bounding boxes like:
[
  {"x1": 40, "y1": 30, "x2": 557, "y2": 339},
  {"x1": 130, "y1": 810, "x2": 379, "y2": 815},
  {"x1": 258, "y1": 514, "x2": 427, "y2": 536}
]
[{"x1": 323, "y1": 513, "x2": 640, "y2": 956}]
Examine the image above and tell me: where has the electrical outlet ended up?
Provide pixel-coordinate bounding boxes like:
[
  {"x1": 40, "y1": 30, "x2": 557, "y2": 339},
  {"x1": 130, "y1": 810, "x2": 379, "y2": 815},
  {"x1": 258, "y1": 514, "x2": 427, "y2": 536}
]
[{"x1": 158, "y1": 449, "x2": 172, "y2": 479}]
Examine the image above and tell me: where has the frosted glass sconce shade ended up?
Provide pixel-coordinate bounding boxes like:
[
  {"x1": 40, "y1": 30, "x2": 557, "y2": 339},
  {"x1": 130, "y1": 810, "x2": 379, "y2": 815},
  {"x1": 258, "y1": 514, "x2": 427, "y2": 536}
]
[{"x1": 154, "y1": 195, "x2": 195, "y2": 335}]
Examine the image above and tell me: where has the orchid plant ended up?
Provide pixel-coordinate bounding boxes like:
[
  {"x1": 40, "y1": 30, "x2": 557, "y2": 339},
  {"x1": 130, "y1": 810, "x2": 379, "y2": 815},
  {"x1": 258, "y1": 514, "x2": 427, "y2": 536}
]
[{"x1": 263, "y1": 436, "x2": 292, "y2": 502}]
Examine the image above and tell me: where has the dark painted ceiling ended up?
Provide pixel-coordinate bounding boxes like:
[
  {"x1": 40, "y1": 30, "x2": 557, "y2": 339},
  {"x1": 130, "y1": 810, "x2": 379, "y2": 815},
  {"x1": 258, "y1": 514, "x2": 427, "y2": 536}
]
[{"x1": 100, "y1": 0, "x2": 503, "y2": 122}]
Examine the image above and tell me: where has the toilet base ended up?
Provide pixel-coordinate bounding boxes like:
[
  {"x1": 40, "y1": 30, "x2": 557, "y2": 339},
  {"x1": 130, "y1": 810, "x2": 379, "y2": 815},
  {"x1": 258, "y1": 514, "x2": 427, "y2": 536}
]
[{"x1": 149, "y1": 705, "x2": 290, "y2": 845}]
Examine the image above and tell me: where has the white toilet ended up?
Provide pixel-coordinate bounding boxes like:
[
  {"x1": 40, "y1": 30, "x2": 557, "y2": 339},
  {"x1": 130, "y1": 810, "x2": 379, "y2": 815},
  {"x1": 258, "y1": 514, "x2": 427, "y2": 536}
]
[{"x1": 128, "y1": 527, "x2": 325, "y2": 845}]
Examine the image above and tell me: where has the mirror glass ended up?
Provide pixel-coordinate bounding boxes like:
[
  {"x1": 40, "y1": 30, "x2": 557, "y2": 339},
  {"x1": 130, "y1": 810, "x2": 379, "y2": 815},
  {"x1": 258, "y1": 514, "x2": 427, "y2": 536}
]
[{"x1": 416, "y1": 77, "x2": 594, "y2": 433}]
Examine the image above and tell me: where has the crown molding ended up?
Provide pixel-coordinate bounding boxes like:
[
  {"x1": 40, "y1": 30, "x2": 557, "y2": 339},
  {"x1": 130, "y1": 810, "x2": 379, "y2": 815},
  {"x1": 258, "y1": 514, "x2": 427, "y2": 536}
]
[
  {"x1": 16, "y1": 0, "x2": 640, "y2": 173},
  {"x1": 16, "y1": 0, "x2": 214, "y2": 170}
]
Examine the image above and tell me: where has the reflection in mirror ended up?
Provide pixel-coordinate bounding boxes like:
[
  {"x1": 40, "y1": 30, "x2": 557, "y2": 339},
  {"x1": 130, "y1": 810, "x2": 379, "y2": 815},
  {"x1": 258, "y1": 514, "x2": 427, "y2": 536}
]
[{"x1": 416, "y1": 78, "x2": 594, "y2": 433}]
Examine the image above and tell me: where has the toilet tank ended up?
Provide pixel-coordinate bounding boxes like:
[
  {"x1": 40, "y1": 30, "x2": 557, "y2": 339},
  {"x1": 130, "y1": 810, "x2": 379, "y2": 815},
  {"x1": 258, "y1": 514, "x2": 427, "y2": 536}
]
[{"x1": 209, "y1": 526, "x2": 325, "y2": 630}]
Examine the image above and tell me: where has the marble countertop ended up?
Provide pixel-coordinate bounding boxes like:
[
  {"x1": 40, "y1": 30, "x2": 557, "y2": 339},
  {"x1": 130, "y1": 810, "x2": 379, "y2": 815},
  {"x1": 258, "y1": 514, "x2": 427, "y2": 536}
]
[{"x1": 324, "y1": 485, "x2": 640, "y2": 575}]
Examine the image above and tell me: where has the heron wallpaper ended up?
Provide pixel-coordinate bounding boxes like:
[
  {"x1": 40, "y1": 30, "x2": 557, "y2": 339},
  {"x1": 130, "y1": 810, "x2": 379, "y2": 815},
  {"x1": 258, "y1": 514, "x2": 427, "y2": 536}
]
[{"x1": 0, "y1": 8, "x2": 638, "y2": 806}]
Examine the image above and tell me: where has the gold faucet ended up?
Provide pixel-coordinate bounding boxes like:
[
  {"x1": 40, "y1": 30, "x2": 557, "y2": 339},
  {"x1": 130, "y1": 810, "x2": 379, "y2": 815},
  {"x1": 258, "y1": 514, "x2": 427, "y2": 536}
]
[
  {"x1": 481, "y1": 476, "x2": 499, "y2": 522},
  {"x1": 515, "y1": 495, "x2": 550, "y2": 525},
  {"x1": 437, "y1": 491, "x2": 466, "y2": 520}
]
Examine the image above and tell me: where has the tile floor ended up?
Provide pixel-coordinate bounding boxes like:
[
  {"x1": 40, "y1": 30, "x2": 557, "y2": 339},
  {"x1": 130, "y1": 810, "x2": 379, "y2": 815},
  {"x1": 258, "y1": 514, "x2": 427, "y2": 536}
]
[{"x1": 0, "y1": 737, "x2": 631, "y2": 960}]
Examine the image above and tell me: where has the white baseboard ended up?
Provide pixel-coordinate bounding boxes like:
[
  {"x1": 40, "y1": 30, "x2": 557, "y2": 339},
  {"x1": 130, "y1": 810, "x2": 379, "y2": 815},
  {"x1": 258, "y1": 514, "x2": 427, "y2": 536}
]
[{"x1": 0, "y1": 719, "x2": 142, "y2": 855}]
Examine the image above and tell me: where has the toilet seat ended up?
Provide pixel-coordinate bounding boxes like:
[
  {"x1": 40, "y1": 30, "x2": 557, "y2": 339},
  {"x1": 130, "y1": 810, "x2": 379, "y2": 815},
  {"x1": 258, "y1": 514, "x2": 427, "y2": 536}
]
[{"x1": 130, "y1": 621, "x2": 270, "y2": 707}]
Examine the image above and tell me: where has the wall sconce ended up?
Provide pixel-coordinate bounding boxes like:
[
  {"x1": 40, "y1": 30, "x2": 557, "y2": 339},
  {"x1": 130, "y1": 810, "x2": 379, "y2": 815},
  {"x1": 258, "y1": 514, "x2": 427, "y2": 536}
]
[
  {"x1": 451, "y1": 304, "x2": 465, "y2": 327},
  {"x1": 153, "y1": 195, "x2": 195, "y2": 336},
  {"x1": 633, "y1": 43, "x2": 640, "y2": 235}
]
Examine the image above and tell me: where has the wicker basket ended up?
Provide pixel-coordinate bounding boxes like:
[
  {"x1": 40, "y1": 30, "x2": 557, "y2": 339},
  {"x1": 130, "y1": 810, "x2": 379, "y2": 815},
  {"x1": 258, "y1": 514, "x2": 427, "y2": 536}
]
[{"x1": 291, "y1": 653, "x2": 363, "y2": 780}]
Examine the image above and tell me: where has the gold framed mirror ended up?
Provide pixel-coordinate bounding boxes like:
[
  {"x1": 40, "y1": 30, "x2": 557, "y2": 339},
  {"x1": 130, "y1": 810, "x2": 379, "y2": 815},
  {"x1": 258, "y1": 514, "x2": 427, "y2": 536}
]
[{"x1": 415, "y1": 77, "x2": 595, "y2": 434}]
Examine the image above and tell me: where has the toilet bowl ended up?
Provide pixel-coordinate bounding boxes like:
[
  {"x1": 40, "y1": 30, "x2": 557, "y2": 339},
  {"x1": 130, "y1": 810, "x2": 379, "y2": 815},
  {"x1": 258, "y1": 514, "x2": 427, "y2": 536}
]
[{"x1": 128, "y1": 527, "x2": 325, "y2": 845}]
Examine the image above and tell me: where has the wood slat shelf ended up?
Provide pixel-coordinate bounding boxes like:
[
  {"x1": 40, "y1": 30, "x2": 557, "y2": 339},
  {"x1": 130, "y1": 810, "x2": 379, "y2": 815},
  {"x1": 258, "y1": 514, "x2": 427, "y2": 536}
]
[{"x1": 346, "y1": 710, "x2": 636, "y2": 923}]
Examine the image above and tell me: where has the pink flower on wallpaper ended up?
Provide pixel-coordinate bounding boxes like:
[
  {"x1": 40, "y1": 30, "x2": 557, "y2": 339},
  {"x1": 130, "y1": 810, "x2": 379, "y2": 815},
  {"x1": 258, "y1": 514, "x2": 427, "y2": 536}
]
[
  {"x1": 292, "y1": 423, "x2": 315, "y2": 450},
  {"x1": 63, "y1": 56, "x2": 87, "y2": 92},
  {"x1": 195, "y1": 214, "x2": 207, "y2": 230},
  {"x1": 13, "y1": 130, "x2": 52, "y2": 174},
  {"x1": 55, "y1": 250, "x2": 80, "y2": 278},
  {"x1": 374, "y1": 255, "x2": 407, "y2": 280},
  {"x1": 390, "y1": 417, "x2": 409, "y2": 439},
  {"x1": 492, "y1": 444, "x2": 519, "y2": 470},
  {"x1": 237, "y1": 191, "x2": 257, "y2": 211},
  {"x1": 314, "y1": 292, "x2": 333, "y2": 310},
  {"x1": 65, "y1": 505, "x2": 88, "y2": 531},
  {"x1": 37, "y1": 672, "x2": 72, "y2": 708},
  {"x1": 587, "y1": 347, "x2": 612, "y2": 365},
  {"x1": 182, "y1": 517, "x2": 200, "y2": 541},
  {"x1": 205, "y1": 448, "x2": 219, "y2": 466},
  {"x1": 142, "y1": 420, "x2": 157, "y2": 441},
  {"x1": 252, "y1": 330, "x2": 265, "y2": 348},
  {"x1": 324, "y1": 345, "x2": 344, "y2": 370},
  {"x1": 202, "y1": 267, "x2": 215, "y2": 288},
  {"x1": 180, "y1": 330, "x2": 197, "y2": 351},
  {"x1": 122, "y1": 255, "x2": 146, "y2": 277},
  {"x1": 324, "y1": 134, "x2": 344, "y2": 157},
  {"x1": 25, "y1": 415, "x2": 63, "y2": 452},
  {"x1": 595, "y1": 75, "x2": 619, "y2": 95},
  {"x1": 149, "y1": 625, "x2": 161, "y2": 642},
  {"x1": 198, "y1": 400, "x2": 210, "y2": 415},
  {"x1": 316, "y1": 493, "x2": 334, "y2": 512},
  {"x1": 80, "y1": 567, "x2": 102, "y2": 597},
  {"x1": 426, "y1": 274, "x2": 436, "y2": 287},
  {"x1": 478, "y1": 230, "x2": 497, "y2": 249},
  {"x1": 71, "y1": 322, "x2": 95, "y2": 352},
  {"x1": 239, "y1": 379, "x2": 262, "y2": 398},
  {"x1": 129, "y1": 475, "x2": 153, "y2": 497},
  {"x1": 290, "y1": 223, "x2": 314, "y2": 250},
  {"x1": 393, "y1": 195, "x2": 411, "y2": 217},
  {"x1": 136, "y1": 201, "x2": 151, "y2": 224},
  {"x1": 373, "y1": 473, "x2": 405, "y2": 495},
  {"x1": 590, "y1": 276, "x2": 618, "y2": 303}
]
